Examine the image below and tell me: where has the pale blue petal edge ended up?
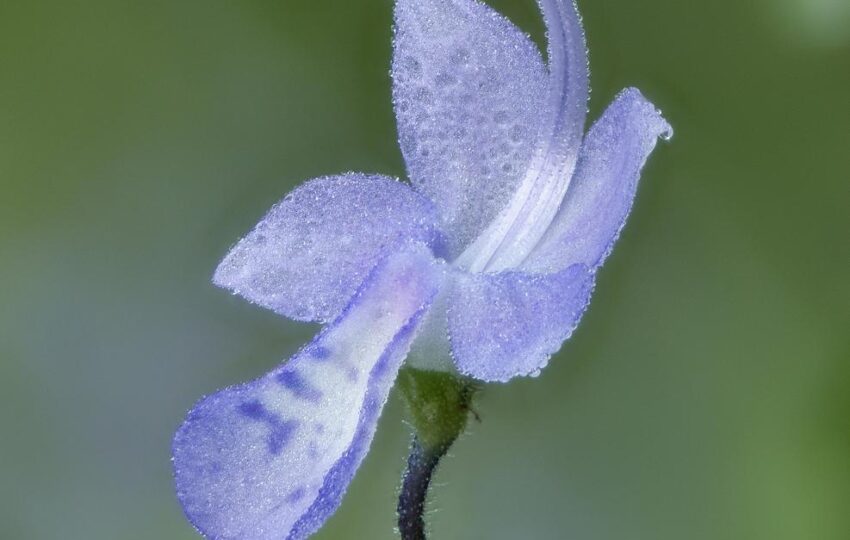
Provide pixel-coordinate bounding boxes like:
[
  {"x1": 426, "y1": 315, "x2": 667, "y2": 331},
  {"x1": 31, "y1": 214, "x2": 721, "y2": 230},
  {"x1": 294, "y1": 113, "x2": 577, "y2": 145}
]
[{"x1": 213, "y1": 173, "x2": 445, "y2": 323}]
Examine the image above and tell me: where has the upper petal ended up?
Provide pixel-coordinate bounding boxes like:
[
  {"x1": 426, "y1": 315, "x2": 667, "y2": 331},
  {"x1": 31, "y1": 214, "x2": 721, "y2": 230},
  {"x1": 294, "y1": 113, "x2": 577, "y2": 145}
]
[
  {"x1": 523, "y1": 88, "x2": 672, "y2": 274},
  {"x1": 213, "y1": 173, "x2": 443, "y2": 323},
  {"x1": 392, "y1": 0, "x2": 549, "y2": 258},
  {"x1": 447, "y1": 264, "x2": 594, "y2": 382},
  {"x1": 455, "y1": 0, "x2": 590, "y2": 272},
  {"x1": 174, "y1": 245, "x2": 444, "y2": 540}
]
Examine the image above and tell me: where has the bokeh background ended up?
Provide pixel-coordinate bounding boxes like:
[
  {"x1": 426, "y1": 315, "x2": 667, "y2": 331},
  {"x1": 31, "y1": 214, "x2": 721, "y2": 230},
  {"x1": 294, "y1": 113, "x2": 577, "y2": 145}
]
[{"x1": 1, "y1": 0, "x2": 848, "y2": 538}]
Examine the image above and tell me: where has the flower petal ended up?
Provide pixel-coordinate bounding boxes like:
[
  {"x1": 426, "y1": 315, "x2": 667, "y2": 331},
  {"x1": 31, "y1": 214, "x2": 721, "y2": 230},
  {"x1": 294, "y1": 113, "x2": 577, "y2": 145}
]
[
  {"x1": 523, "y1": 88, "x2": 672, "y2": 274},
  {"x1": 538, "y1": 0, "x2": 591, "y2": 166},
  {"x1": 447, "y1": 264, "x2": 594, "y2": 382},
  {"x1": 174, "y1": 245, "x2": 443, "y2": 540},
  {"x1": 213, "y1": 173, "x2": 443, "y2": 323},
  {"x1": 455, "y1": 0, "x2": 589, "y2": 271},
  {"x1": 392, "y1": 0, "x2": 549, "y2": 257}
]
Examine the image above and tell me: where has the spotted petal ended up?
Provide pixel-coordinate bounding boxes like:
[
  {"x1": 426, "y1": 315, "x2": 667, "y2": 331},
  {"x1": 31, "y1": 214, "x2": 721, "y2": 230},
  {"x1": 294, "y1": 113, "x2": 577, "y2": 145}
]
[
  {"x1": 392, "y1": 0, "x2": 549, "y2": 257},
  {"x1": 213, "y1": 173, "x2": 443, "y2": 323},
  {"x1": 447, "y1": 264, "x2": 594, "y2": 382},
  {"x1": 174, "y1": 246, "x2": 443, "y2": 540},
  {"x1": 523, "y1": 88, "x2": 672, "y2": 273}
]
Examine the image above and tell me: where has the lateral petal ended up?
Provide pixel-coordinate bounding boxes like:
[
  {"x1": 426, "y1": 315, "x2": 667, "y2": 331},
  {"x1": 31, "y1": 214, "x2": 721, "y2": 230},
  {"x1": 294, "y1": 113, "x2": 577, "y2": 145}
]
[
  {"x1": 174, "y1": 246, "x2": 443, "y2": 540},
  {"x1": 213, "y1": 173, "x2": 443, "y2": 323}
]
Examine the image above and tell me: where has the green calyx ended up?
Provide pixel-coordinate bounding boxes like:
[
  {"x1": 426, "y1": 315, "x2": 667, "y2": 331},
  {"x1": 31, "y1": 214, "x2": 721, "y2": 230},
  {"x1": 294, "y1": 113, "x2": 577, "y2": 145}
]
[{"x1": 396, "y1": 367, "x2": 477, "y2": 451}]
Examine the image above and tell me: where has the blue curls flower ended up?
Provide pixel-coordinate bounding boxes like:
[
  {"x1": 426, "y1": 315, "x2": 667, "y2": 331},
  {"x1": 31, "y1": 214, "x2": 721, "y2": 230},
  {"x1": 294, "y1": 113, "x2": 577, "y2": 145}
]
[{"x1": 172, "y1": 1, "x2": 670, "y2": 538}]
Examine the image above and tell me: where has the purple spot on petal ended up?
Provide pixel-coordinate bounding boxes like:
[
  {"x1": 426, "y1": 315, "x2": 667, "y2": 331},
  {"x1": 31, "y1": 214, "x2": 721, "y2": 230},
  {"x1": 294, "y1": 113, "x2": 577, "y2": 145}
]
[
  {"x1": 277, "y1": 371, "x2": 323, "y2": 403},
  {"x1": 310, "y1": 346, "x2": 331, "y2": 360},
  {"x1": 288, "y1": 301, "x2": 431, "y2": 539},
  {"x1": 268, "y1": 420, "x2": 298, "y2": 455},
  {"x1": 286, "y1": 487, "x2": 307, "y2": 504},
  {"x1": 237, "y1": 400, "x2": 298, "y2": 455},
  {"x1": 237, "y1": 400, "x2": 265, "y2": 420}
]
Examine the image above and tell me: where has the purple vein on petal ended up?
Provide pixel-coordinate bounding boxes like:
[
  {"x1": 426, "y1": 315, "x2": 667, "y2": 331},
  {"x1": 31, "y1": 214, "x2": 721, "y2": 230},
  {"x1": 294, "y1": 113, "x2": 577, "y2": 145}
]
[{"x1": 173, "y1": 245, "x2": 443, "y2": 540}]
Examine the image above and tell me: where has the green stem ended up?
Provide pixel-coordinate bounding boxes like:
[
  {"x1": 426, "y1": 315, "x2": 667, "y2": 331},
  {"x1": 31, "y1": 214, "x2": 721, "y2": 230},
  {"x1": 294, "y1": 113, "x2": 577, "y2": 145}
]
[{"x1": 395, "y1": 368, "x2": 477, "y2": 540}]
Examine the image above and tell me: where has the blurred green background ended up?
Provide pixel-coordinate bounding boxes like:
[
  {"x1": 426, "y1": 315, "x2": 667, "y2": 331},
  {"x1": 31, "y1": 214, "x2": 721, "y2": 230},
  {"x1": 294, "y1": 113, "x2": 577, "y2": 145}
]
[{"x1": 1, "y1": 0, "x2": 848, "y2": 539}]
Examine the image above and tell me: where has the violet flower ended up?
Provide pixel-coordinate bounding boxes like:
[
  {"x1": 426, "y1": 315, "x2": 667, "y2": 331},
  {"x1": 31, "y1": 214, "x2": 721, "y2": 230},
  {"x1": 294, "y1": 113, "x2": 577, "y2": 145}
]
[{"x1": 173, "y1": 1, "x2": 671, "y2": 538}]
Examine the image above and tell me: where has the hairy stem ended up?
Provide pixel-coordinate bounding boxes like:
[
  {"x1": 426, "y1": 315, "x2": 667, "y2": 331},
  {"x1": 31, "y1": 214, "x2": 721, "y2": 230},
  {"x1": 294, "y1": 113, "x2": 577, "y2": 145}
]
[
  {"x1": 395, "y1": 368, "x2": 477, "y2": 540},
  {"x1": 397, "y1": 437, "x2": 450, "y2": 540}
]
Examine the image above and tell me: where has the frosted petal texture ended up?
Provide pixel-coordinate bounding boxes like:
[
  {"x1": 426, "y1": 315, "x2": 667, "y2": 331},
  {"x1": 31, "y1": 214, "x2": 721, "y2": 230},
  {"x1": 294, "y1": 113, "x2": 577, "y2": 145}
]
[
  {"x1": 538, "y1": 0, "x2": 590, "y2": 162},
  {"x1": 447, "y1": 264, "x2": 594, "y2": 382},
  {"x1": 174, "y1": 246, "x2": 442, "y2": 540},
  {"x1": 524, "y1": 89, "x2": 672, "y2": 273},
  {"x1": 393, "y1": 0, "x2": 548, "y2": 257},
  {"x1": 213, "y1": 173, "x2": 442, "y2": 323},
  {"x1": 453, "y1": 0, "x2": 589, "y2": 272}
]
